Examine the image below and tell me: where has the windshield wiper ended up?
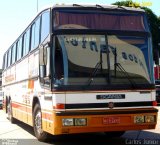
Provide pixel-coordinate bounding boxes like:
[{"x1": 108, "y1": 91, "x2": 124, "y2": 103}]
[
  {"x1": 87, "y1": 50, "x2": 103, "y2": 86},
  {"x1": 88, "y1": 35, "x2": 111, "y2": 86},
  {"x1": 115, "y1": 62, "x2": 136, "y2": 88},
  {"x1": 113, "y1": 47, "x2": 136, "y2": 88},
  {"x1": 105, "y1": 35, "x2": 111, "y2": 84}
]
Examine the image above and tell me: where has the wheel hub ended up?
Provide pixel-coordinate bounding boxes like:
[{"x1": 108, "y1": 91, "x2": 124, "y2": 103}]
[{"x1": 35, "y1": 112, "x2": 42, "y2": 134}]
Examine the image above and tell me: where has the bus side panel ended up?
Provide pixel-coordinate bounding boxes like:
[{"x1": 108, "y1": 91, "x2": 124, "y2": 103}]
[
  {"x1": 2, "y1": 64, "x2": 16, "y2": 112},
  {"x1": 27, "y1": 50, "x2": 39, "y2": 126},
  {"x1": 2, "y1": 68, "x2": 7, "y2": 113},
  {"x1": 11, "y1": 57, "x2": 28, "y2": 123},
  {"x1": 12, "y1": 50, "x2": 40, "y2": 126}
]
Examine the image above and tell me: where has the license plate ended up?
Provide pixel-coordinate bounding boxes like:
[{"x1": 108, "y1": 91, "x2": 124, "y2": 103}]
[{"x1": 103, "y1": 117, "x2": 120, "y2": 124}]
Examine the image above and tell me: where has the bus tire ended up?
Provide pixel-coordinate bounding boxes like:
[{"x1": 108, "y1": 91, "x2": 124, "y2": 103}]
[
  {"x1": 104, "y1": 131, "x2": 125, "y2": 138},
  {"x1": 7, "y1": 100, "x2": 16, "y2": 123},
  {"x1": 33, "y1": 104, "x2": 48, "y2": 142},
  {"x1": 6, "y1": 96, "x2": 9, "y2": 113}
]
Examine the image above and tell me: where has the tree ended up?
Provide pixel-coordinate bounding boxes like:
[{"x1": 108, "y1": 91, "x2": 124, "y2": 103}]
[{"x1": 112, "y1": 0, "x2": 160, "y2": 63}]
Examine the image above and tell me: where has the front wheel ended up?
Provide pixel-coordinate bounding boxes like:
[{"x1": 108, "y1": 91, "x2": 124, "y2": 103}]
[
  {"x1": 33, "y1": 104, "x2": 49, "y2": 142},
  {"x1": 104, "y1": 131, "x2": 125, "y2": 138}
]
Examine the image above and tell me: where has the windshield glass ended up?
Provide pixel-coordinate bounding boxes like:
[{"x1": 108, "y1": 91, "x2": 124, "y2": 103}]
[
  {"x1": 54, "y1": 10, "x2": 147, "y2": 31},
  {"x1": 56, "y1": 34, "x2": 152, "y2": 86}
]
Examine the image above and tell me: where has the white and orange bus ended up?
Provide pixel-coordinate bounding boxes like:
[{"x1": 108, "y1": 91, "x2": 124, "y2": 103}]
[{"x1": 2, "y1": 4, "x2": 158, "y2": 141}]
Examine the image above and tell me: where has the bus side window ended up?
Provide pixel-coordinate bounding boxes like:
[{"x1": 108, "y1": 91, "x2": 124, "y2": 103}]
[
  {"x1": 16, "y1": 37, "x2": 23, "y2": 61},
  {"x1": 11, "y1": 44, "x2": 17, "y2": 65},
  {"x1": 5, "y1": 53, "x2": 8, "y2": 69},
  {"x1": 3, "y1": 53, "x2": 7, "y2": 70},
  {"x1": 40, "y1": 11, "x2": 50, "y2": 43},
  {"x1": 23, "y1": 28, "x2": 30, "y2": 57},
  {"x1": 7, "y1": 49, "x2": 12, "y2": 67},
  {"x1": 2, "y1": 55, "x2": 5, "y2": 70},
  {"x1": 31, "y1": 17, "x2": 40, "y2": 51}
]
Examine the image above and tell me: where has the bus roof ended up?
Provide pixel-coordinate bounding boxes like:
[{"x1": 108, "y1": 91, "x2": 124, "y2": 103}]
[{"x1": 50, "y1": 4, "x2": 145, "y2": 13}]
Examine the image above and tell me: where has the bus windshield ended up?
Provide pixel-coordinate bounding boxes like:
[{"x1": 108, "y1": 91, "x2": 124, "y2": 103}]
[
  {"x1": 56, "y1": 34, "x2": 152, "y2": 86},
  {"x1": 53, "y1": 9, "x2": 153, "y2": 88}
]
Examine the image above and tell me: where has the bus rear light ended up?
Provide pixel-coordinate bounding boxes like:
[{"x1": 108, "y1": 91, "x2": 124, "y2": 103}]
[
  {"x1": 53, "y1": 103, "x2": 65, "y2": 109},
  {"x1": 152, "y1": 101, "x2": 157, "y2": 106}
]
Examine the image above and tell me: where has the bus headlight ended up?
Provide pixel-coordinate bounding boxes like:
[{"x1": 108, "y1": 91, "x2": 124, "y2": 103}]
[
  {"x1": 145, "y1": 115, "x2": 155, "y2": 123},
  {"x1": 62, "y1": 118, "x2": 74, "y2": 126},
  {"x1": 75, "y1": 118, "x2": 87, "y2": 126},
  {"x1": 134, "y1": 115, "x2": 144, "y2": 124}
]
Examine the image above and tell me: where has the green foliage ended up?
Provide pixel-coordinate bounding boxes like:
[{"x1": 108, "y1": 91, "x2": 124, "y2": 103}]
[
  {"x1": 113, "y1": 1, "x2": 160, "y2": 55},
  {"x1": 141, "y1": 7, "x2": 160, "y2": 51},
  {"x1": 113, "y1": 0, "x2": 138, "y2": 7}
]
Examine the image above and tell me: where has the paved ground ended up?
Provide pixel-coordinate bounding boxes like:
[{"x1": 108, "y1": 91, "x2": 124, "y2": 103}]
[
  {"x1": 0, "y1": 108, "x2": 160, "y2": 145},
  {"x1": 0, "y1": 110, "x2": 35, "y2": 139}
]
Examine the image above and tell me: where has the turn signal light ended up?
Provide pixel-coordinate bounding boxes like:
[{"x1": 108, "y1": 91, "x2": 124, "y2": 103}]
[
  {"x1": 152, "y1": 101, "x2": 157, "y2": 106},
  {"x1": 53, "y1": 103, "x2": 65, "y2": 109}
]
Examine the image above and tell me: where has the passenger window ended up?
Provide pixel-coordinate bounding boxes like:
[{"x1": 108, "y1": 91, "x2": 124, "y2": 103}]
[
  {"x1": 31, "y1": 23, "x2": 36, "y2": 50},
  {"x1": 17, "y1": 38, "x2": 23, "y2": 60},
  {"x1": 11, "y1": 44, "x2": 16, "y2": 64},
  {"x1": 7, "y1": 49, "x2": 12, "y2": 67},
  {"x1": 41, "y1": 11, "x2": 50, "y2": 43},
  {"x1": 3, "y1": 54, "x2": 7, "y2": 69},
  {"x1": 31, "y1": 17, "x2": 40, "y2": 50},
  {"x1": 2, "y1": 55, "x2": 5, "y2": 69},
  {"x1": 5, "y1": 53, "x2": 8, "y2": 69},
  {"x1": 23, "y1": 29, "x2": 30, "y2": 56}
]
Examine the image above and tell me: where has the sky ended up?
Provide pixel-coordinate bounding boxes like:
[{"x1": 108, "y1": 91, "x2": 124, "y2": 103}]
[{"x1": 0, "y1": 0, "x2": 159, "y2": 68}]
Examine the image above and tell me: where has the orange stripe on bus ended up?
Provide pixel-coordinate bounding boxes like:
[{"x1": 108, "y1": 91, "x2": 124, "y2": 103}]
[
  {"x1": 12, "y1": 102, "x2": 53, "y2": 120},
  {"x1": 42, "y1": 112, "x2": 53, "y2": 120},
  {"x1": 12, "y1": 102, "x2": 32, "y2": 113},
  {"x1": 28, "y1": 80, "x2": 34, "y2": 89}
]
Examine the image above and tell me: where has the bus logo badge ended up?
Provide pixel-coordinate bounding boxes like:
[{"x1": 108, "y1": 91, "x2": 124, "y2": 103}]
[{"x1": 108, "y1": 102, "x2": 114, "y2": 109}]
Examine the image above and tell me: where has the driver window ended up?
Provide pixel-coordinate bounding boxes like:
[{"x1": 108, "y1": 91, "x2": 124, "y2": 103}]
[{"x1": 55, "y1": 38, "x2": 64, "y2": 80}]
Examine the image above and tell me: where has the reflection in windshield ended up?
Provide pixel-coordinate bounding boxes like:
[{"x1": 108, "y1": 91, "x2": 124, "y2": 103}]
[{"x1": 57, "y1": 34, "x2": 151, "y2": 86}]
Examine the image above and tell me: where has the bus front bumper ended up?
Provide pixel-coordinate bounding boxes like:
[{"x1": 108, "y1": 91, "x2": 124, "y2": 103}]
[{"x1": 53, "y1": 108, "x2": 158, "y2": 135}]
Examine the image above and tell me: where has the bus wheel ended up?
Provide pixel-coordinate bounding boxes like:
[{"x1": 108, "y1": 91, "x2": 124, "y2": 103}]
[
  {"x1": 104, "y1": 131, "x2": 125, "y2": 138},
  {"x1": 7, "y1": 100, "x2": 16, "y2": 123},
  {"x1": 33, "y1": 104, "x2": 48, "y2": 142}
]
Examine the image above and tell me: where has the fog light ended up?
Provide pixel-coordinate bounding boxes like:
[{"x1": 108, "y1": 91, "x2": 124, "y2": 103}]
[
  {"x1": 75, "y1": 118, "x2": 87, "y2": 126},
  {"x1": 62, "y1": 118, "x2": 74, "y2": 126},
  {"x1": 134, "y1": 115, "x2": 144, "y2": 124},
  {"x1": 145, "y1": 115, "x2": 155, "y2": 123}
]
